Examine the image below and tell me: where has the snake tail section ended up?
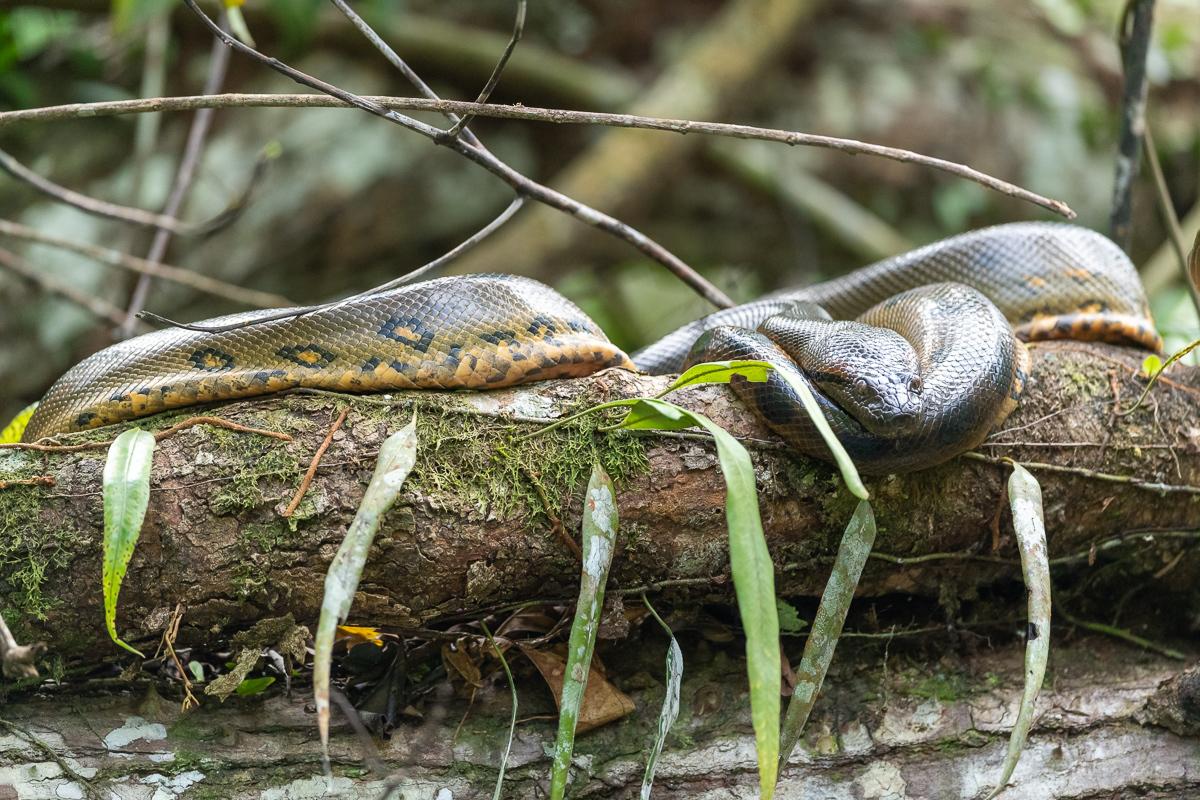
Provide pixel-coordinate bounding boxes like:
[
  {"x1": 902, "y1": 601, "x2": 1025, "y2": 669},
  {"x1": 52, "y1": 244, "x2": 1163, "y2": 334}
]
[{"x1": 22, "y1": 275, "x2": 634, "y2": 441}]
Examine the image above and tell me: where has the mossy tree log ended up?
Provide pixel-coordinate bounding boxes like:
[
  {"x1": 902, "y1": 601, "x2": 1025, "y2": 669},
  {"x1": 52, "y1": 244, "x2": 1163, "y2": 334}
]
[{"x1": 0, "y1": 341, "x2": 1197, "y2": 663}]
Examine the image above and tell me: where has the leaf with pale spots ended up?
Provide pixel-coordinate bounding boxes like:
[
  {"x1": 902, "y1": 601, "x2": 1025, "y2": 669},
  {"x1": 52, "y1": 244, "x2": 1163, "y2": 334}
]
[
  {"x1": 549, "y1": 463, "x2": 619, "y2": 799},
  {"x1": 779, "y1": 500, "x2": 876, "y2": 765},
  {"x1": 986, "y1": 464, "x2": 1050, "y2": 799},
  {"x1": 313, "y1": 415, "x2": 418, "y2": 774},
  {"x1": 641, "y1": 594, "x2": 683, "y2": 799}
]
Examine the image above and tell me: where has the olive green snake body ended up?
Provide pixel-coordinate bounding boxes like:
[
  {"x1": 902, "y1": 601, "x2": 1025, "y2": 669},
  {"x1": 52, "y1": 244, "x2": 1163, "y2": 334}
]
[{"x1": 21, "y1": 222, "x2": 1160, "y2": 473}]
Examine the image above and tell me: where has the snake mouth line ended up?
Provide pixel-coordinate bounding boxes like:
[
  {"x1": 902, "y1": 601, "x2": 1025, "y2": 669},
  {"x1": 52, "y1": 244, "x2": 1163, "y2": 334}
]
[{"x1": 1015, "y1": 312, "x2": 1163, "y2": 353}]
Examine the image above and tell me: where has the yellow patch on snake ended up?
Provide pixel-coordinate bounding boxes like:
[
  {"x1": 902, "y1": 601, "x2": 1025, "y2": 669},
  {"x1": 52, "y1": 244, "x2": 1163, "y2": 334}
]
[{"x1": 200, "y1": 352, "x2": 227, "y2": 370}]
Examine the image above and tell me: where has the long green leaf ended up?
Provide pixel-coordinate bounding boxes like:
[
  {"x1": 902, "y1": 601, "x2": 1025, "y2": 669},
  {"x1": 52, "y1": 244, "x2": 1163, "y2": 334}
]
[
  {"x1": 525, "y1": 357, "x2": 866, "y2": 504},
  {"x1": 986, "y1": 464, "x2": 1051, "y2": 799},
  {"x1": 0, "y1": 402, "x2": 37, "y2": 444},
  {"x1": 778, "y1": 499, "x2": 875, "y2": 765},
  {"x1": 618, "y1": 398, "x2": 779, "y2": 799},
  {"x1": 660, "y1": 357, "x2": 868, "y2": 500},
  {"x1": 658, "y1": 359, "x2": 772, "y2": 396},
  {"x1": 640, "y1": 593, "x2": 682, "y2": 800},
  {"x1": 314, "y1": 416, "x2": 418, "y2": 767},
  {"x1": 617, "y1": 399, "x2": 694, "y2": 431},
  {"x1": 767, "y1": 367, "x2": 868, "y2": 500},
  {"x1": 550, "y1": 463, "x2": 619, "y2": 799},
  {"x1": 102, "y1": 428, "x2": 156, "y2": 657}
]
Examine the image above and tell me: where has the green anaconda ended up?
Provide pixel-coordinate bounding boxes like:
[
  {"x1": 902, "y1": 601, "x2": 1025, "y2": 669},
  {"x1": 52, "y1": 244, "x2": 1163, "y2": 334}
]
[{"x1": 20, "y1": 222, "x2": 1161, "y2": 473}]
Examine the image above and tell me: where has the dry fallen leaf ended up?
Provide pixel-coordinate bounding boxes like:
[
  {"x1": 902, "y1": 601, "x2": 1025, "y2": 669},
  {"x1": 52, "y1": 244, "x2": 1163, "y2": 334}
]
[
  {"x1": 520, "y1": 645, "x2": 635, "y2": 733},
  {"x1": 442, "y1": 638, "x2": 484, "y2": 688}
]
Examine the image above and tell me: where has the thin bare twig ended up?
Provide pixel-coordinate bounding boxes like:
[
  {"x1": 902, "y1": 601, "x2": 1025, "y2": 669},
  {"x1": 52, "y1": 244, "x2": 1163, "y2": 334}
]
[
  {"x1": 443, "y1": 0, "x2": 526, "y2": 141},
  {"x1": 0, "y1": 246, "x2": 127, "y2": 327},
  {"x1": 282, "y1": 406, "x2": 349, "y2": 518},
  {"x1": 0, "y1": 92, "x2": 1079, "y2": 220},
  {"x1": 356, "y1": 196, "x2": 525, "y2": 293},
  {"x1": 0, "y1": 218, "x2": 292, "y2": 308},
  {"x1": 327, "y1": 0, "x2": 484, "y2": 150},
  {"x1": 512, "y1": 458, "x2": 581, "y2": 561},
  {"x1": 139, "y1": 195, "x2": 523, "y2": 333},
  {"x1": 1143, "y1": 125, "x2": 1200, "y2": 314},
  {"x1": 1109, "y1": 0, "x2": 1156, "y2": 249},
  {"x1": 0, "y1": 476, "x2": 54, "y2": 490},
  {"x1": 0, "y1": 146, "x2": 254, "y2": 238},
  {"x1": 0, "y1": 147, "x2": 191, "y2": 234},
  {"x1": 158, "y1": 604, "x2": 199, "y2": 712},
  {"x1": 120, "y1": 7, "x2": 233, "y2": 337},
  {"x1": 963, "y1": 451, "x2": 1200, "y2": 495},
  {"x1": 184, "y1": 0, "x2": 729, "y2": 308},
  {"x1": 157, "y1": 0, "x2": 528, "y2": 335},
  {"x1": 0, "y1": 415, "x2": 291, "y2": 451},
  {"x1": 1057, "y1": 603, "x2": 1185, "y2": 660}
]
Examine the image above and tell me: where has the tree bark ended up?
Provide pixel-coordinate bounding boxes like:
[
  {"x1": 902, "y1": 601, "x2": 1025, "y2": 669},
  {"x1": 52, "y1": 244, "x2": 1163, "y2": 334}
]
[
  {"x1": 0, "y1": 340, "x2": 1197, "y2": 661},
  {"x1": 0, "y1": 638, "x2": 1197, "y2": 798}
]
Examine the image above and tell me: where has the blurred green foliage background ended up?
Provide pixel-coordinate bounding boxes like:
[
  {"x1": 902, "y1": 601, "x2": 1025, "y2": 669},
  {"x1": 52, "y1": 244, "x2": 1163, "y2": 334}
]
[{"x1": 0, "y1": 0, "x2": 1196, "y2": 424}]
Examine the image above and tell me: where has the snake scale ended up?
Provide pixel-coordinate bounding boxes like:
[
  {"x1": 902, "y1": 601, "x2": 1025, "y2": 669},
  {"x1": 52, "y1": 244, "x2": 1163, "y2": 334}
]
[{"x1": 21, "y1": 222, "x2": 1160, "y2": 473}]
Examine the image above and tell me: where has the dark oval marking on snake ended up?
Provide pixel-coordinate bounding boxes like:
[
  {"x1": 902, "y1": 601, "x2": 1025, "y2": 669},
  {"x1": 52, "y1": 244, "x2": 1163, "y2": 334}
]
[
  {"x1": 379, "y1": 315, "x2": 434, "y2": 353},
  {"x1": 527, "y1": 314, "x2": 558, "y2": 337},
  {"x1": 277, "y1": 344, "x2": 336, "y2": 368},
  {"x1": 22, "y1": 224, "x2": 1161, "y2": 474},
  {"x1": 478, "y1": 330, "x2": 518, "y2": 346},
  {"x1": 189, "y1": 347, "x2": 235, "y2": 372}
]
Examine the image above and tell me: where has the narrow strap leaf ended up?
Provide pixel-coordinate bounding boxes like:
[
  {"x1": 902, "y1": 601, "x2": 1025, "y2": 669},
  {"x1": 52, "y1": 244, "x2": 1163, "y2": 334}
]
[
  {"x1": 641, "y1": 593, "x2": 683, "y2": 799},
  {"x1": 550, "y1": 463, "x2": 618, "y2": 799},
  {"x1": 313, "y1": 415, "x2": 418, "y2": 772},
  {"x1": 779, "y1": 499, "x2": 876, "y2": 765},
  {"x1": 986, "y1": 463, "x2": 1051, "y2": 799},
  {"x1": 618, "y1": 397, "x2": 779, "y2": 799},
  {"x1": 102, "y1": 428, "x2": 157, "y2": 657}
]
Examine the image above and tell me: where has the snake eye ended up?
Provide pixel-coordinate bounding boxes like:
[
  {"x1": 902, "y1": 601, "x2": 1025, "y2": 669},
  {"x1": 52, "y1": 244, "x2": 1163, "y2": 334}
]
[{"x1": 909, "y1": 376, "x2": 923, "y2": 392}]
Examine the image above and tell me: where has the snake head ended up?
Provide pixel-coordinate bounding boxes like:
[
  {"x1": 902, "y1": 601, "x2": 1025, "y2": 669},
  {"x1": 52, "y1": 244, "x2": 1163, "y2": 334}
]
[{"x1": 800, "y1": 323, "x2": 925, "y2": 437}]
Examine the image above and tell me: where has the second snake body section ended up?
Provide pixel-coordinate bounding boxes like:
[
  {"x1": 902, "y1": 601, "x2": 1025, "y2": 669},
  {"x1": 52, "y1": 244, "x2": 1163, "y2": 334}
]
[
  {"x1": 22, "y1": 222, "x2": 1160, "y2": 474},
  {"x1": 23, "y1": 275, "x2": 633, "y2": 441}
]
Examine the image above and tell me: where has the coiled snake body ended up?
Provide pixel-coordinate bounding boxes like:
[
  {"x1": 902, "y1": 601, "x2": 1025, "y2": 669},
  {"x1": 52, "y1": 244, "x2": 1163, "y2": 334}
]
[{"x1": 22, "y1": 222, "x2": 1160, "y2": 473}]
